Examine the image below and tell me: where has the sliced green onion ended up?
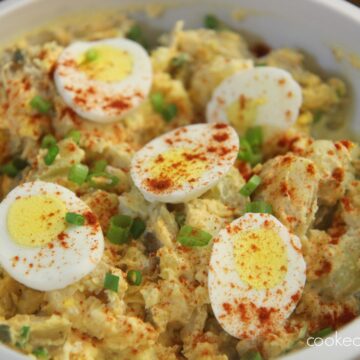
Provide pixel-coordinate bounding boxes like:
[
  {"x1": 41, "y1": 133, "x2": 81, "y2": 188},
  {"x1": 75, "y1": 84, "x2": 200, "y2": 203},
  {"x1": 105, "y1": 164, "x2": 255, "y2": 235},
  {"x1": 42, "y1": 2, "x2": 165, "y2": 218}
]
[
  {"x1": 68, "y1": 164, "x2": 89, "y2": 185},
  {"x1": 245, "y1": 201, "x2": 273, "y2": 214},
  {"x1": 126, "y1": 25, "x2": 148, "y2": 49},
  {"x1": 245, "y1": 126, "x2": 263, "y2": 149},
  {"x1": 0, "y1": 162, "x2": 18, "y2": 177},
  {"x1": 150, "y1": 92, "x2": 165, "y2": 113},
  {"x1": 130, "y1": 218, "x2": 146, "y2": 239},
  {"x1": 44, "y1": 144, "x2": 59, "y2": 166},
  {"x1": 16, "y1": 325, "x2": 30, "y2": 348},
  {"x1": 65, "y1": 212, "x2": 85, "y2": 226},
  {"x1": 66, "y1": 129, "x2": 81, "y2": 144},
  {"x1": 104, "y1": 272, "x2": 119, "y2": 292},
  {"x1": 106, "y1": 215, "x2": 133, "y2": 244},
  {"x1": 204, "y1": 14, "x2": 220, "y2": 30},
  {"x1": 92, "y1": 159, "x2": 108, "y2": 173},
  {"x1": 127, "y1": 270, "x2": 142, "y2": 286},
  {"x1": 32, "y1": 347, "x2": 49, "y2": 359},
  {"x1": 255, "y1": 62, "x2": 267, "y2": 67},
  {"x1": 162, "y1": 103, "x2": 178, "y2": 122},
  {"x1": 84, "y1": 48, "x2": 98, "y2": 62},
  {"x1": 41, "y1": 134, "x2": 57, "y2": 149},
  {"x1": 30, "y1": 95, "x2": 52, "y2": 114},
  {"x1": 126, "y1": 25, "x2": 142, "y2": 42},
  {"x1": 242, "y1": 350, "x2": 263, "y2": 360},
  {"x1": 238, "y1": 138, "x2": 262, "y2": 166},
  {"x1": 240, "y1": 175, "x2": 262, "y2": 197},
  {"x1": 0, "y1": 157, "x2": 28, "y2": 178},
  {"x1": 88, "y1": 172, "x2": 119, "y2": 189},
  {"x1": 313, "y1": 110, "x2": 323, "y2": 124},
  {"x1": 0, "y1": 324, "x2": 11, "y2": 343},
  {"x1": 311, "y1": 327, "x2": 333, "y2": 338},
  {"x1": 171, "y1": 53, "x2": 188, "y2": 68},
  {"x1": 177, "y1": 225, "x2": 212, "y2": 247}
]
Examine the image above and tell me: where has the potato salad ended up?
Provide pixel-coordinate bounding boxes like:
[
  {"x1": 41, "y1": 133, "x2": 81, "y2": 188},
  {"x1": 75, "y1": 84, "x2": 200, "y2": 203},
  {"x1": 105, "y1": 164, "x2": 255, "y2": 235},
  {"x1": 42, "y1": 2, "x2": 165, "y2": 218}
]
[{"x1": 0, "y1": 11, "x2": 359, "y2": 360}]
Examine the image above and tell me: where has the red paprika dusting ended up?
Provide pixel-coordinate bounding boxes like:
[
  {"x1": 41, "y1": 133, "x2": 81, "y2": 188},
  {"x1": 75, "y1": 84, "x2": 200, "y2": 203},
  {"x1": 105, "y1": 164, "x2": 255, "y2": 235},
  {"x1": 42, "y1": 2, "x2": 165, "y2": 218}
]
[
  {"x1": 213, "y1": 132, "x2": 229, "y2": 142},
  {"x1": 84, "y1": 211, "x2": 97, "y2": 225},
  {"x1": 332, "y1": 167, "x2": 344, "y2": 182},
  {"x1": 315, "y1": 260, "x2": 332, "y2": 277},
  {"x1": 214, "y1": 123, "x2": 228, "y2": 129},
  {"x1": 222, "y1": 303, "x2": 232, "y2": 314},
  {"x1": 145, "y1": 178, "x2": 173, "y2": 191},
  {"x1": 306, "y1": 163, "x2": 315, "y2": 176}
]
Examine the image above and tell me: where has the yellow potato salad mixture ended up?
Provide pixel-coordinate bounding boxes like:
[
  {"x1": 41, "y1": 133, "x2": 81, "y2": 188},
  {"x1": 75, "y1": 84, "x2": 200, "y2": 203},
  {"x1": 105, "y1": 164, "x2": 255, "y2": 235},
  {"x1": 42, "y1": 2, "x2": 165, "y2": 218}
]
[{"x1": 0, "y1": 12, "x2": 359, "y2": 360}]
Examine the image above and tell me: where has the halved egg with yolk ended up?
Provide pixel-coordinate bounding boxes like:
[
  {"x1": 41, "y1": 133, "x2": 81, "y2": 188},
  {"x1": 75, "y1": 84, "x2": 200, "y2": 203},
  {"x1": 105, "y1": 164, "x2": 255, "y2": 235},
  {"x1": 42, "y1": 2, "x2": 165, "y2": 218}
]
[
  {"x1": 0, "y1": 181, "x2": 104, "y2": 291},
  {"x1": 130, "y1": 123, "x2": 239, "y2": 203},
  {"x1": 54, "y1": 37, "x2": 152, "y2": 123},
  {"x1": 208, "y1": 213, "x2": 306, "y2": 339}
]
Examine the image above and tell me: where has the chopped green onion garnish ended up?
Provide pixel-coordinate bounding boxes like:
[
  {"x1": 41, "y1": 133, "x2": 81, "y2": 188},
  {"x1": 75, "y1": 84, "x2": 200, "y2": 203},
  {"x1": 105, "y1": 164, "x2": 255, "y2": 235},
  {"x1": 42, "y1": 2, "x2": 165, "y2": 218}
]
[
  {"x1": 92, "y1": 159, "x2": 108, "y2": 173},
  {"x1": 66, "y1": 129, "x2": 81, "y2": 144},
  {"x1": 41, "y1": 134, "x2": 57, "y2": 149},
  {"x1": 313, "y1": 110, "x2": 323, "y2": 124},
  {"x1": 88, "y1": 172, "x2": 119, "y2": 189},
  {"x1": 245, "y1": 201, "x2": 273, "y2": 214},
  {"x1": 0, "y1": 162, "x2": 17, "y2": 177},
  {"x1": 245, "y1": 126, "x2": 263, "y2": 149},
  {"x1": 106, "y1": 214, "x2": 133, "y2": 244},
  {"x1": 240, "y1": 175, "x2": 262, "y2": 197},
  {"x1": 255, "y1": 63, "x2": 267, "y2": 67},
  {"x1": 150, "y1": 92, "x2": 178, "y2": 122},
  {"x1": 68, "y1": 164, "x2": 89, "y2": 185},
  {"x1": 238, "y1": 138, "x2": 262, "y2": 166},
  {"x1": 127, "y1": 270, "x2": 142, "y2": 286},
  {"x1": 65, "y1": 212, "x2": 85, "y2": 226},
  {"x1": 0, "y1": 324, "x2": 11, "y2": 343},
  {"x1": 171, "y1": 53, "x2": 188, "y2": 68},
  {"x1": 44, "y1": 144, "x2": 59, "y2": 166},
  {"x1": 204, "y1": 14, "x2": 220, "y2": 30},
  {"x1": 0, "y1": 158, "x2": 28, "y2": 178},
  {"x1": 126, "y1": 25, "x2": 142, "y2": 42},
  {"x1": 104, "y1": 272, "x2": 119, "y2": 292},
  {"x1": 30, "y1": 95, "x2": 52, "y2": 114},
  {"x1": 311, "y1": 327, "x2": 333, "y2": 338},
  {"x1": 126, "y1": 25, "x2": 148, "y2": 49},
  {"x1": 150, "y1": 92, "x2": 165, "y2": 113},
  {"x1": 130, "y1": 218, "x2": 146, "y2": 239},
  {"x1": 242, "y1": 350, "x2": 263, "y2": 360},
  {"x1": 16, "y1": 325, "x2": 30, "y2": 348},
  {"x1": 84, "y1": 48, "x2": 98, "y2": 62},
  {"x1": 162, "y1": 103, "x2": 178, "y2": 122},
  {"x1": 177, "y1": 225, "x2": 212, "y2": 247},
  {"x1": 32, "y1": 347, "x2": 49, "y2": 359}
]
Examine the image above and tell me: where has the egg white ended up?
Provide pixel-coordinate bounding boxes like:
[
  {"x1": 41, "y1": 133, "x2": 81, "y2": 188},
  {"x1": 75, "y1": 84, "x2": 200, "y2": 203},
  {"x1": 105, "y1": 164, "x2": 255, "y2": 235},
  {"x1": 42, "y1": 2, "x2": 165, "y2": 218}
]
[
  {"x1": 54, "y1": 37, "x2": 152, "y2": 123},
  {"x1": 130, "y1": 123, "x2": 239, "y2": 203},
  {"x1": 0, "y1": 181, "x2": 104, "y2": 291},
  {"x1": 206, "y1": 66, "x2": 302, "y2": 131},
  {"x1": 208, "y1": 213, "x2": 306, "y2": 339}
]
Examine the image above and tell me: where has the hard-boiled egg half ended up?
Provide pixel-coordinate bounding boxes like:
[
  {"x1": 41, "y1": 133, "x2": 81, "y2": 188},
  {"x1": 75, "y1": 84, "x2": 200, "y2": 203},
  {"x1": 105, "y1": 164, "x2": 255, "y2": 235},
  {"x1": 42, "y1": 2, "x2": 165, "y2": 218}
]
[
  {"x1": 209, "y1": 213, "x2": 306, "y2": 339},
  {"x1": 54, "y1": 37, "x2": 152, "y2": 123},
  {"x1": 0, "y1": 181, "x2": 104, "y2": 291},
  {"x1": 131, "y1": 123, "x2": 239, "y2": 203},
  {"x1": 206, "y1": 67, "x2": 302, "y2": 133}
]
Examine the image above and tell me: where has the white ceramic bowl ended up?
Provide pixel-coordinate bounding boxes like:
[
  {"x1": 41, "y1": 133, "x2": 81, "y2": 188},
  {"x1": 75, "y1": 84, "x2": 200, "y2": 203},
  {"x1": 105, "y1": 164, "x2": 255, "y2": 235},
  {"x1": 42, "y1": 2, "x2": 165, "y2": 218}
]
[{"x1": 0, "y1": 0, "x2": 360, "y2": 359}]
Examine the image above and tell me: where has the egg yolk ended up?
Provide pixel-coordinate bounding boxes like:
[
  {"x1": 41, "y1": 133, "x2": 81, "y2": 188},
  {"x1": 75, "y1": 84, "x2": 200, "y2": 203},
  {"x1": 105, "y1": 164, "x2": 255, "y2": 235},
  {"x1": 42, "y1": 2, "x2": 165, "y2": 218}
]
[
  {"x1": 233, "y1": 229, "x2": 288, "y2": 289},
  {"x1": 79, "y1": 45, "x2": 133, "y2": 83},
  {"x1": 226, "y1": 96, "x2": 265, "y2": 134},
  {"x1": 7, "y1": 195, "x2": 66, "y2": 247},
  {"x1": 147, "y1": 148, "x2": 208, "y2": 188}
]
